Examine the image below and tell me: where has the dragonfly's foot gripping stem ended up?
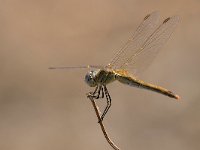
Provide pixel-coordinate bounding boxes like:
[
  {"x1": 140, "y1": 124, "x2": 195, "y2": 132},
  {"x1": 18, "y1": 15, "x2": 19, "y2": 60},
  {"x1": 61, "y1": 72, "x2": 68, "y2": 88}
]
[{"x1": 86, "y1": 85, "x2": 112, "y2": 123}]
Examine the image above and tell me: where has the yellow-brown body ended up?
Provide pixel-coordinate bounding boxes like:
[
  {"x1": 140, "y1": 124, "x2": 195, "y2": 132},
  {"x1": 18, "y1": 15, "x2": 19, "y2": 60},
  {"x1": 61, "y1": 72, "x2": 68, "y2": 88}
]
[{"x1": 87, "y1": 69, "x2": 179, "y2": 99}]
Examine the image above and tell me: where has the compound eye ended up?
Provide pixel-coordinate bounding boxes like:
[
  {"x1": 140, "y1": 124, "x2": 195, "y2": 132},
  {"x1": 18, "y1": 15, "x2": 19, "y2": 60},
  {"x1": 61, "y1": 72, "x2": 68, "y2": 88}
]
[
  {"x1": 85, "y1": 71, "x2": 97, "y2": 87},
  {"x1": 87, "y1": 76, "x2": 91, "y2": 82}
]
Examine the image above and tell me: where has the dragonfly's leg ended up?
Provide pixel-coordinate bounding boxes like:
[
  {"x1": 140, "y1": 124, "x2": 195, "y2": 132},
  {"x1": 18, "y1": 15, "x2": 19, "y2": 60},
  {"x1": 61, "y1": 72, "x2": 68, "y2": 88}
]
[
  {"x1": 92, "y1": 86, "x2": 99, "y2": 95},
  {"x1": 104, "y1": 86, "x2": 111, "y2": 117},
  {"x1": 96, "y1": 85, "x2": 103, "y2": 99},
  {"x1": 99, "y1": 85, "x2": 111, "y2": 122},
  {"x1": 87, "y1": 86, "x2": 98, "y2": 98},
  {"x1": 90, "y1": 85, "x2": 102, "y2": 99},
  {"x1": 99, "y1": 86, "x2": 104, "y2": 98}
]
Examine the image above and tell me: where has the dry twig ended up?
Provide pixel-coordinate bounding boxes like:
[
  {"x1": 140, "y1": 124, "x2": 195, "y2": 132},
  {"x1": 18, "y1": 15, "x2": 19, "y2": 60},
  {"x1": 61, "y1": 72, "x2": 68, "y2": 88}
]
[{"x1": 87, "y1": 94, "x2": 120, "y2": 150}]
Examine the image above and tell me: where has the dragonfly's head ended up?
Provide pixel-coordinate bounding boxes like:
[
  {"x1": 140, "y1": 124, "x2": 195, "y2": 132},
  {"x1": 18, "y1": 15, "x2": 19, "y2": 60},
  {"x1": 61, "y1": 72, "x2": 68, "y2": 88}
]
[{"x1": 85, "y1": 70, "x2": 98, "y2": 87}]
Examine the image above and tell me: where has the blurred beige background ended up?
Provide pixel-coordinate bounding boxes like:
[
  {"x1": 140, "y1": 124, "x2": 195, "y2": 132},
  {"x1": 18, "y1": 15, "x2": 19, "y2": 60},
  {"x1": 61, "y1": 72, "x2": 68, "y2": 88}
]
[{"x1": 0, "y1": 0, "x2": 200, "y2": 150}]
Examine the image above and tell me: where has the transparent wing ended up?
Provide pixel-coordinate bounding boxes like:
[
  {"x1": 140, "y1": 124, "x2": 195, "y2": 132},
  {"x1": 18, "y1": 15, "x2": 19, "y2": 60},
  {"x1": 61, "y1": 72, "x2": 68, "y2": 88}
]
[
  {"x1": 49, "y1": 65, "x2": 104, "y2": 70},
  {"x1": 119, "y1": 16, "x2": 180, "y2": 75},
  {"x1": 107, "y1": 11, "x2": 160, "y2": 70}
]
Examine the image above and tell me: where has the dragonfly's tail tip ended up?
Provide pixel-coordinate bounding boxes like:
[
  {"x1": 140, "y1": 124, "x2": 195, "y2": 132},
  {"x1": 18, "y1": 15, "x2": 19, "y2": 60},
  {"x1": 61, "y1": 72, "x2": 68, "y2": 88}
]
[{"x1": 175, "y1": 94, "x2": 181, "y2": 100}]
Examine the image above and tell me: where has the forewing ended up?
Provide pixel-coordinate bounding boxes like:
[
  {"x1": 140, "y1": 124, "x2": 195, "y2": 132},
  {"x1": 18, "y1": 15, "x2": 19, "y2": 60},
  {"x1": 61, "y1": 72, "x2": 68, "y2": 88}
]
[
  {"x1": 120, "y1": 16, "x2": 180, "y2": 75},
  {"x1": 107, "y1": 11, "x2": 160, "y2": 70}
]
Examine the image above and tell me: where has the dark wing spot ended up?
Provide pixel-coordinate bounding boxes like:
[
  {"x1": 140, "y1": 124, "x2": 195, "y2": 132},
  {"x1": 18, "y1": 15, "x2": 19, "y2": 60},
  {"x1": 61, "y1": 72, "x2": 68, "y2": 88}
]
[
  {"x1": 163, "y1": 17, "x2": 171, "y2": 24},
  {"x1": 144, "y1": 14, "x2": 150, "y2": 20}
]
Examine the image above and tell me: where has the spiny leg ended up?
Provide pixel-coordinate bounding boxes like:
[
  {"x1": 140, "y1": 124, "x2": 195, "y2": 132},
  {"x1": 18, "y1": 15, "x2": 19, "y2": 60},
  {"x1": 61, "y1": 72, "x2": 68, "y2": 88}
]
[
  {"x1": 90, "y1": 85, "x2": 103, "y2": 99},
  {"x1": 103, "y1": 86, "x2": 111, "y2": 118},
  {"x1": 87, "y1": 85, "x2": 98, "y2": 98},
  {"x1": 92, "y1": 85, "x2": 101, "y2": 99},
  {"x1": 92, "y1": 86, "x2": 98, "y2": 95},
  {"x1": 96, "y1": 85, "x2": 103, "y2": 99},
  {"x1": 100, "y1": 86, "x2": 104, "y2": 98},
  {"x1": 99, "y1": 85, "x2": 112, "y2": 122}
]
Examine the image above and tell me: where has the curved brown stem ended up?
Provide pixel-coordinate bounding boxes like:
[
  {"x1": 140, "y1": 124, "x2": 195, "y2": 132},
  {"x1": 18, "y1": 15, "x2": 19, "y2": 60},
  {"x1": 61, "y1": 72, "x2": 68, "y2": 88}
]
[{"x1": 87, "y1": 93, "x2": 120, "y2": 150}]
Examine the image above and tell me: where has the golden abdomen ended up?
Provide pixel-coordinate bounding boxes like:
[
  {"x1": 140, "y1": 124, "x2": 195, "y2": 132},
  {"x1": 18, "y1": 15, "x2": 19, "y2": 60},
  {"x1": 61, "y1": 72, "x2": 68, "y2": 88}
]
[{"x1": 115, "y1": 71, "x2": 179, "y2": 99}]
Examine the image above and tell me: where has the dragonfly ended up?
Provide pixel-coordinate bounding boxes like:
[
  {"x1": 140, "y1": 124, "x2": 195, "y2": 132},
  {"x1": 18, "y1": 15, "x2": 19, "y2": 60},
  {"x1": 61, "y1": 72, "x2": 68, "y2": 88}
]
[{"x1": 50, "y1": 11, "x2": 180, "y2": 122}]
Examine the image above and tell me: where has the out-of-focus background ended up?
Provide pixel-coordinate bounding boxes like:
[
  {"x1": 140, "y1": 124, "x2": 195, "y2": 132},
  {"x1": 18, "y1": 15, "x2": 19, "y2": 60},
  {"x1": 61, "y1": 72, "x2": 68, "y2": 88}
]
[{"x1": 0, "y1": 0, "x2": 199, "y2": 150}]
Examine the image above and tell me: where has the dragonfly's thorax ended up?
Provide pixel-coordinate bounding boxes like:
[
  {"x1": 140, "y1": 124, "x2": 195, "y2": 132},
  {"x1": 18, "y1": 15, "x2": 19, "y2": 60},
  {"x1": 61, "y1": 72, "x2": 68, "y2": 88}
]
[{"x1": 85, "y1": 69, "x2": 116, "y2": 87}]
